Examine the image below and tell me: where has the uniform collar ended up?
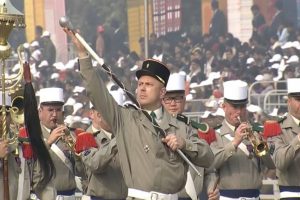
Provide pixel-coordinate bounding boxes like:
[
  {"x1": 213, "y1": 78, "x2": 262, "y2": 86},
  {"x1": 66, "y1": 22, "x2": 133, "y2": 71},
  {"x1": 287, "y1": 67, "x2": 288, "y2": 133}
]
[
  {"x1": 281, "y1": 113, "x2": 300, "y2": 130},
  {"x1": 220, "y1": 120, "x2": 234, "y2": 136},
  {"x1": 225, "y1": 120, "x2": 235, "y2": 132},
  {"x1": 146, "y1": 107, "x2": 163, "y2": 122},
  {"x1": 42, "y1": 125, "x2": 51, "y2": 134},
  {"x1": 291, "y1": 114, "x2": 300, "y2": 126},
  {"x1": 140, "y1": 107, "x2": 178, "y2": 134}
]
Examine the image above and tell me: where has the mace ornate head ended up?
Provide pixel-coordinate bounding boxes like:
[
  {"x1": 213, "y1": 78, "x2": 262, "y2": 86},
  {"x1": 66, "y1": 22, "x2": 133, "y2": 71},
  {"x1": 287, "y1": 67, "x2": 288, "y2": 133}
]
[{"x1": 0, "y1": 0, "x2": 25, "y2": 59}]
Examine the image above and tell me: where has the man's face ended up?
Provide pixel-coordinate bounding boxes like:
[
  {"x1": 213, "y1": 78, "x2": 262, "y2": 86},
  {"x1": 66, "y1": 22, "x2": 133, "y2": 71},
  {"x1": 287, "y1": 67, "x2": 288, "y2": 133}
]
[
  {"x1": 222, "y1": 101, "x2": 247, "y2": 127},
  {"x1": 39, "y1": 104, "x2": 63, "y2": 129},
  {"x1": 136, "y1": 75, "x2": 166, "y2": 110},
  {"x1": 162, "y1": 92, "x2": 185, "y2": 115},
  {"x1": 90, "y1": 109, "x2": 111, "y2": 132},
  {"x1": 288, "y1": 96, "x2": 300, "y2": 120}
]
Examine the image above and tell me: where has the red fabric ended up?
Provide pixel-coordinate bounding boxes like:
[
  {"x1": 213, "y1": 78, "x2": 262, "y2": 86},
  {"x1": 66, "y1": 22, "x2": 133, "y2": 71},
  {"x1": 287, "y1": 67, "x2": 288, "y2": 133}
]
[
  {"x1": 263, "y1": 120, "x2": 282, "y2": 138},
  {"x1": 198, "y1": 128, "x2": 216, "y2": 145},
  {"x1": 19, "y1": 127, "x2": 34, "y2": 159},
  {"x1": 22, "y1": 144, "x2": 34, "y2": 160},
  {"x1": 19, "y1": 127, "x2": 27, "y2": 138},
  {"x1": 75, "y1": 132, "x2": 98, "y2": 154}
]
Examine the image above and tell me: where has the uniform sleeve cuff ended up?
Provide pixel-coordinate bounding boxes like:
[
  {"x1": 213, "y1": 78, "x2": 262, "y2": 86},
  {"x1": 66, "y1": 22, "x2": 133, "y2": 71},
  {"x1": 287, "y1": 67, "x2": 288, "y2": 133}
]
[
  {"x1": 78, "y1": 54, "x2": 92, "y2": 70},
  {"x1": 224, "y1": 142, "x2": 236, "y2": 158}
]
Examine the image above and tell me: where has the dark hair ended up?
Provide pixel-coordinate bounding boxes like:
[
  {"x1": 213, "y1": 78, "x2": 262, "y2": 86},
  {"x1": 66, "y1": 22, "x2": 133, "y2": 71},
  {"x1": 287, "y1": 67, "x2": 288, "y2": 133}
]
[
  {"x1": 211, "y1": 0, "x2": 219, "y2": 9},
  {"x1": 251, "y1": 4, "x2": 259, "y2": 12},
  {"x1": 35, "y1": 25, "x2": 43, "y2": 35}
]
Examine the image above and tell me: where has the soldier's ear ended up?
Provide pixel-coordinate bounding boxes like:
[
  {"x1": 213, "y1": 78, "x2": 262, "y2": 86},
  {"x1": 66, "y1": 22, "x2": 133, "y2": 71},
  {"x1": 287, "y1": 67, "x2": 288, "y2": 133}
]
[{"x1": 160, "y1": 87, "x2": 166, "y2": 98}]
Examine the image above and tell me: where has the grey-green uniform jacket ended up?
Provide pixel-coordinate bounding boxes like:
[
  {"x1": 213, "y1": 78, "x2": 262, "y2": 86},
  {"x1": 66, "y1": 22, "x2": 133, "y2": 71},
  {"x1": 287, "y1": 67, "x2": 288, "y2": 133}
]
[
  {"x1": 31, "y1": 160, "x2": 57, "y2": 199},
  {"x1": 210, "y1": 120, "x2": 275, "y2": 189},
  {"x1": 271, "y1": 113, "x2": 300, "y2": 186},
  {"x1": 178, "y1": 167, "x2": 216, "y2": 198},
  {"x1": 40, "y1": 125, "x2": 80, "y2": 192},
  {"x1": 176, "y1": 121, "x2": 217, "y2": 198},
  {"x1": 82, "y1": 126, "x2": 127, "y2": 198},
  {"x1": 79, "y1": 56, "x2": 214, "y2": 194}
]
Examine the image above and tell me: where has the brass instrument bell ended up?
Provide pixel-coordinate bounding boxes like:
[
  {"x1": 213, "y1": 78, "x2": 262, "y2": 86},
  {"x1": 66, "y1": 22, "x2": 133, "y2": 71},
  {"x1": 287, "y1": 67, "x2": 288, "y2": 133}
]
[{"x1": 10, "y1": 95, "x2": 23, "y2": 125}]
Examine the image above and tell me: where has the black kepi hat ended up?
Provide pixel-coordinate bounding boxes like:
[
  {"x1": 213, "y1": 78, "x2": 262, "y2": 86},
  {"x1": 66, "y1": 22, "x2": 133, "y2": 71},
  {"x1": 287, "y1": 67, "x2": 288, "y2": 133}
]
[{"x1": 136, "y1": 59, "x2": 170, "y2": 86}]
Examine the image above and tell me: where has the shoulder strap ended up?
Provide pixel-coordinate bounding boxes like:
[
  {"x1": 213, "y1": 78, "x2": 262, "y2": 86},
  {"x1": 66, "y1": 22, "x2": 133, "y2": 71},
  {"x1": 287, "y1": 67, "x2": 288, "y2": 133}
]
[
  {"x1": 214, "y1": 124, "x2": 222, "y2": 130},
  {"x1": 176, "y1": 114, "x2": 209, "y2": 132},
  {"x1": 224, "y1": 134, "x2": 250, "y2": 157},
  {"x1": 278, "y1": 116, "x2": 287, "y2": 123},
  {"x1": 51, "y1": 144, "x2": 74, "y2": 173}
]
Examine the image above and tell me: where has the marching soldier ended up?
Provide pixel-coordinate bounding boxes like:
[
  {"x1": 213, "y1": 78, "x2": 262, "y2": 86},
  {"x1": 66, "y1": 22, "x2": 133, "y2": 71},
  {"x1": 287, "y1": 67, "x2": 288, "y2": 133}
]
[
  {"x1": 269, "y1": 78, "x2": 300, "y2": 199},
  {"x1": 65, "y1": 28, "x2": 214, "y2": 200},
  {"x1": 78, "y1": 100, "x2": 127, "y2": 200},
  {"x1": 210, "y1": 80, "x2": 275, "y2": 200},
  {"x1": 38, "y1": 87, "x2": 82, "y2": 200},
  {"x1": 162, "y1": 73, "x2": 219, "y2": 200}
]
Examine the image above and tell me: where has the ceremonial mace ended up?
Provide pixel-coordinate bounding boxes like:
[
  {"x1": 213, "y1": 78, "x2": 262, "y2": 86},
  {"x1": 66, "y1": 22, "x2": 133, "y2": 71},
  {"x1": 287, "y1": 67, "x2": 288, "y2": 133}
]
[
  {"x1": 59, "y1": 16, "x2": 202, "y2": 176},
  {"x1": 0, "y1": 1, "x2": 25, "y2": 199}
]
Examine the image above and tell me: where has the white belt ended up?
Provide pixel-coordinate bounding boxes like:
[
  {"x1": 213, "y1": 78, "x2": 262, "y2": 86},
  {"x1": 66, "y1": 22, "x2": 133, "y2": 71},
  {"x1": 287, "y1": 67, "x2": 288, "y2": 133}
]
[
  {"x1": 128, "y1": 188, "x2": 178, "y2": 200},
  {"x1": 81, "y1": 195, "x2": 91, "y2": 200},
  {"x1": 56, "y1": 195, "x2": 75, "y2": 200},
  {"x1": 280, "y1": 191, "x2": 300, "y2": 198},
  {"x1": 220, "y1": 196, "x2": 259, "y2": 200}
]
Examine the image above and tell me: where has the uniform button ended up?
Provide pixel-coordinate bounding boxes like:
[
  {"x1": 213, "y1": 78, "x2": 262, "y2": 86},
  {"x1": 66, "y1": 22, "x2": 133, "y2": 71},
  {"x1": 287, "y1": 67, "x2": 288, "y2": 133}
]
[
  {"x1": 188, "y1": 146, "x2": 192, "y2": 150},
  {"x1": 144, "y1": 145, "x2": 150, "y2": 153}
]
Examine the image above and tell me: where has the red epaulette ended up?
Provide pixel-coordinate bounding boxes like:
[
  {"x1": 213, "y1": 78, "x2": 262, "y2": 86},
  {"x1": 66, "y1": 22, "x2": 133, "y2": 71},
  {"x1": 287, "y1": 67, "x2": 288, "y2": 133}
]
[
  {"x1": 75, "y1": 132, "x2": 98, "y2": 154},
  {"x1": 263, "y1": 120, "x2": 282, "y2": 138},
  {"x1": 198, "y1": 127, "x2": 217, "y2": 145},
  {"x1": 18, "y1": 127, "x2": 34, "y2": 160}
]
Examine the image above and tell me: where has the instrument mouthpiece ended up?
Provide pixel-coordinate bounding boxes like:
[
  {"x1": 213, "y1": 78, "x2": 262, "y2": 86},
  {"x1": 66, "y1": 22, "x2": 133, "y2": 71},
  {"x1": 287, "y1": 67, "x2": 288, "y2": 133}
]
[{"x1": 59, "y1": 16, "x2": 73, "y2": 30}]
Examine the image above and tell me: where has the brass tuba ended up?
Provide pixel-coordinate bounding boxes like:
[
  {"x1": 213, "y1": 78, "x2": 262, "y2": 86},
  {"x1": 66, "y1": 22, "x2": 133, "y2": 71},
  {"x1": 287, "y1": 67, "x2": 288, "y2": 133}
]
[{"x1": 237, "y1": 117, "x2": 269, "y2": 157}]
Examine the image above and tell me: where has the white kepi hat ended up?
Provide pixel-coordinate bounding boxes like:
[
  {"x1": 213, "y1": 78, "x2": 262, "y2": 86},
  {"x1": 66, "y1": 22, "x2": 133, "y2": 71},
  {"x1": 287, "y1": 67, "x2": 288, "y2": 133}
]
[
  {"x1": 287, "y1": 78, "x2": 300, "y2": 96},
  {"x1": 166, "y1": 73, "x2": 186, "y2": 92},
  {"x1": 223, "y1": 80, "x2": 248, "y2": 104},
  {"x1": 0, "y1": 92, "x2": 11, "y2": 107},
  {"x1": 39, "y1": 88, "x2": 64, "y2": 105}
]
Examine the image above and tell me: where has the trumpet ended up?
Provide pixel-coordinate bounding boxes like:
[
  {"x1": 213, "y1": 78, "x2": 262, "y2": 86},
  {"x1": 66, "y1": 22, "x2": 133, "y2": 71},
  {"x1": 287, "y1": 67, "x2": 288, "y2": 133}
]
[
  {"x1": 56, "y1": 124, "x2": 78, "y2": 155},
  {"x1": 237, "y1": 117, "x2": 268, "y2": 157}
]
